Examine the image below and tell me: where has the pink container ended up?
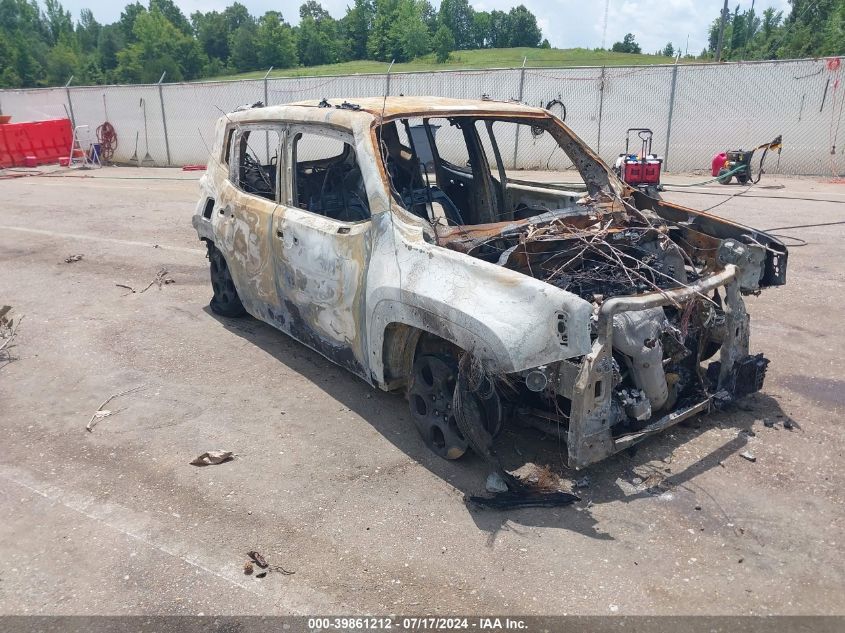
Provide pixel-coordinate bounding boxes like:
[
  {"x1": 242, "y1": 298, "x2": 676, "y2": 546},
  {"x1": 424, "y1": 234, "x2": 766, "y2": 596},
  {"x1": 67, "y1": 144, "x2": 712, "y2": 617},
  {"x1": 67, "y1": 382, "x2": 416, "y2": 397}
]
[{"x1": 711, "y1": 152, "x2": 727, "y2": 177}]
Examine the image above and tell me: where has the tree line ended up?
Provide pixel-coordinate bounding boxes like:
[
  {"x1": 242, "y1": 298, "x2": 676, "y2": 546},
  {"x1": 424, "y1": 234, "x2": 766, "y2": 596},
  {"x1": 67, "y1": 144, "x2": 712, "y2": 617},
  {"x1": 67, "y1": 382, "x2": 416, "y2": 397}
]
[
  {"x1": 2, "y1": 0, "x2": 842, "y2": 90},
  {"x1": 631, "y1": 1, "x2": 843, "y2": 61},
  {"x1": 0, "y1": 0, "x2": 547, "y2": 87},
  {"x1": 694, "y1": 0, "x2": 842, "y2": 61}
]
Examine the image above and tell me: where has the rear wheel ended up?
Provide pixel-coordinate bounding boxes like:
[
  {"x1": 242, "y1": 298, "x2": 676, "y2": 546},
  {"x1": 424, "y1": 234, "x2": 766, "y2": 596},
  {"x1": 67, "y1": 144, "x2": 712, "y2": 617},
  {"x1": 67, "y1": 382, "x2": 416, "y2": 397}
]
[
  {"x1": 207, "y1": 242, "x2": 246, "y2": 318},
  {"x1": 717, "y1": 168, "x2": 733, "y2": 185}
]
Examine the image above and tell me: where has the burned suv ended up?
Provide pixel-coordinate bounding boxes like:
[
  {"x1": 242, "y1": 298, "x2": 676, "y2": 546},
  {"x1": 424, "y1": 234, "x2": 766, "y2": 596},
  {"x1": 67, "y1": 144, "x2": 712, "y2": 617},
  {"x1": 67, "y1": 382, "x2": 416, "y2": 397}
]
[{"x1": 192, "y1": 97, "x2": 786, "y2": 469}]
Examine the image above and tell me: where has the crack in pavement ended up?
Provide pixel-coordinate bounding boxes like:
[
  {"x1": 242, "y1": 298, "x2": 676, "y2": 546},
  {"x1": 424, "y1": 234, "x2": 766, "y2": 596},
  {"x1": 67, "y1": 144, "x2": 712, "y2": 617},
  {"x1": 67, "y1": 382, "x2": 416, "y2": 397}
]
[
  {"x1": 0, "y1": 225, "x2": 205, "y2": 255},
  {"x1": 0, "y1": 464, "x2": 316, "y2": 613}
]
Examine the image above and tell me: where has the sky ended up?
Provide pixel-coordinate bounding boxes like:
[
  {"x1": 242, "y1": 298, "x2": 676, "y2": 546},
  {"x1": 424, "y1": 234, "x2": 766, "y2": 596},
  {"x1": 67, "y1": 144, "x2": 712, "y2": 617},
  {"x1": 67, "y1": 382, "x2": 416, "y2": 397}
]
[{"x1": 52, "y1": 0, "x2": 794, "y2": 56}]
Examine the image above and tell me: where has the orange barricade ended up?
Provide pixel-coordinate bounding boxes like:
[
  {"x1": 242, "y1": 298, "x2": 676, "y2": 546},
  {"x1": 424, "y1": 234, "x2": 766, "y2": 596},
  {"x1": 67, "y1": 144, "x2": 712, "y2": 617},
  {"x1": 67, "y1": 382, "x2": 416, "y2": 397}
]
[{"x1": 0, "y1": 118, "x2": 73, "y2": 168}]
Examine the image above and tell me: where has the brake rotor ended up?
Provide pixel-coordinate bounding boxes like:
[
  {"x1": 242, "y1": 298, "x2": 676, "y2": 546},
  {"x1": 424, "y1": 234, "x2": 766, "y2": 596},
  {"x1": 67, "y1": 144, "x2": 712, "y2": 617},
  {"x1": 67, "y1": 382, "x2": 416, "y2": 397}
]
[{"x1": 452, "y1": 369, "x2": 504, "y2": 461}]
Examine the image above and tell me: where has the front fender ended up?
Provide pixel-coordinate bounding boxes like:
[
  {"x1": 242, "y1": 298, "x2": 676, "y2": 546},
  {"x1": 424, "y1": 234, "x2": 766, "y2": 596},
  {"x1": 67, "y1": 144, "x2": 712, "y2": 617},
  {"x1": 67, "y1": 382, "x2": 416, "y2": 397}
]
[{"x1": 366, "y1": 214, "x2": 594, "y2": 382}]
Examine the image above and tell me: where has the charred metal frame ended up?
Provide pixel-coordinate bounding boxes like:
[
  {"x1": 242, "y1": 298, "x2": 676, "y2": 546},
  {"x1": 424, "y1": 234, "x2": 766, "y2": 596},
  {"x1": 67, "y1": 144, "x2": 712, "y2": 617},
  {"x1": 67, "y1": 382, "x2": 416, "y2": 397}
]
[
  {"x1": 566, "y1": 265, "x2": 741, "y2": 468},
  {"x1": 192, "y1": 97, "x2": 786, "y2": 470}
]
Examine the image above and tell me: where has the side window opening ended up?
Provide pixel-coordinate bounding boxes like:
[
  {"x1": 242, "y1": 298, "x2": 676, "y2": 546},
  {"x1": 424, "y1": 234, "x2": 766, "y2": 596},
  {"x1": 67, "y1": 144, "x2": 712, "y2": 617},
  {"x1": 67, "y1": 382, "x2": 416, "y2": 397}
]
[
  {"x1": 483, "y1": 120, "x2": 587, "y2": 221},
  {"x1": 292, "y1": 130, "x2": 370, "y2": 223},
  {"x1": 424, "y1": 118, "x2": 479, "y2": 223},
  {"x1": 405, "y1": 117, "x2": 496, "y2": 225},
  {"x1": 378, "y1": 118, "x2": 470, "y2": 226},
  {"x1": 377, "y1": 116, "x2": 598, "y2": 228},
  {"x1": 485, "y1": 120, "x2": 584, "y2": 183},
  {"x1": 380, "y1": 119, "x2": 423, "y2": 198},
  {"x1": 235, "y1": 128, "x2": 281, "y2": 201},
  {"x1": 475, "y1": 120, "x2": 507, "y2": 212},
  {"x1": 427, "y1": 118, "x2": 470, "y2": 172}
]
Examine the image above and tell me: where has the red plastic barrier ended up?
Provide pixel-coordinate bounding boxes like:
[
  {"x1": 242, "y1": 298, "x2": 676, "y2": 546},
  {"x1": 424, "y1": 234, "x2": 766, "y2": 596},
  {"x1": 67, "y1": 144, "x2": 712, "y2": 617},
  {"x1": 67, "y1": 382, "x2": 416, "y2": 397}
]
[{"x1": 0, "y1": 118, "x2": 72, "y2": 168}]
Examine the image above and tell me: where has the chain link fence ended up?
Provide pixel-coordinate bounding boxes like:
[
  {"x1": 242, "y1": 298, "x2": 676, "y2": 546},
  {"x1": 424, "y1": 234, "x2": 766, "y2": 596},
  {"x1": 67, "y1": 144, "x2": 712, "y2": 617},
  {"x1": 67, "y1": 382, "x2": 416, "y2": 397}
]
[{"x1": 1, "y1": 57, "x2": 843, "y2": 176}]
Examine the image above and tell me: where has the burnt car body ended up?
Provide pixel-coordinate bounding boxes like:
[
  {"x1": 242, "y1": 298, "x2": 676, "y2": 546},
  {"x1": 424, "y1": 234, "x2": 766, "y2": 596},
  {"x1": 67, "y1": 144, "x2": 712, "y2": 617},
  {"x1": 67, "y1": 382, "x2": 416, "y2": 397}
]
[{"x1": 192, "y1": 97, "x2": 787, "y2": 469}]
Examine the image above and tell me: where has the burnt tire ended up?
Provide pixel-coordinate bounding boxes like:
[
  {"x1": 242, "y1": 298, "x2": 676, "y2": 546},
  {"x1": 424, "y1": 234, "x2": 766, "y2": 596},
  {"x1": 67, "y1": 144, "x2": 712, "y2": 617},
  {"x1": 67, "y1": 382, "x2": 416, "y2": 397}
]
[
  {"x1": 207, "y1": 243, "x2": 246, "y2": 318},
  {"x1": 408, "y1": 354, "x2": 469, "y2": 460}
]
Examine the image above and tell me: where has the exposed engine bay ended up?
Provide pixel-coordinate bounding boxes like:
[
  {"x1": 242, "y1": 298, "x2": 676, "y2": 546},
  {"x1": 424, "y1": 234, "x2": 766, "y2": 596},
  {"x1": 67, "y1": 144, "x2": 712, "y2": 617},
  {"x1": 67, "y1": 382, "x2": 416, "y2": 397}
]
[{"x1": 432, "y1": 189, "x2": 786, "y2": 466}]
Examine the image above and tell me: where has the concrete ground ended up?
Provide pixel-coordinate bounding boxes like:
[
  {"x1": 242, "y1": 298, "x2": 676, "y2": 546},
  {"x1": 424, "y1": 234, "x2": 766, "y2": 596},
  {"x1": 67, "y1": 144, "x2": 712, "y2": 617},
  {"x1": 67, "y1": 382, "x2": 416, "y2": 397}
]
[{"x1": 0, "y1": 166, "x2": 843, "y2": 615}]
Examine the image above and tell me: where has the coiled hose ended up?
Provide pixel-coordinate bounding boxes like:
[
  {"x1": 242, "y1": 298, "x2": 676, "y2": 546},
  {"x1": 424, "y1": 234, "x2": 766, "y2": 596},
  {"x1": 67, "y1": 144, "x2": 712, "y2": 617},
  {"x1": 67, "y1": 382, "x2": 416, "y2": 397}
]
[{"x1": 96, "y1": 122, "x2": 117, "y2": 162}]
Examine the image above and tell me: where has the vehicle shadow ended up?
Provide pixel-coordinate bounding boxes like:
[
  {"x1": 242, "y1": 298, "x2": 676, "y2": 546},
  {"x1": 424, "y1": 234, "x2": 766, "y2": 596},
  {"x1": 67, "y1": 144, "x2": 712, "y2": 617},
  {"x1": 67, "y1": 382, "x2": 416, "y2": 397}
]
[{"x1": 208, "y1": 309, "x2": 798, "y2": 542}]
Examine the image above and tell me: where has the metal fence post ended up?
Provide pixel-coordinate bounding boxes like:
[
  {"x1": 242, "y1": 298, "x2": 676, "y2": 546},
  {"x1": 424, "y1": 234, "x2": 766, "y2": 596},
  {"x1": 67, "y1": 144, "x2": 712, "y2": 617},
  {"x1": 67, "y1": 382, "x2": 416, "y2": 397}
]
[
  {"x1": 64, "y1": 75, "x2": 76, "y2": 128},
  {"x1": 512, "y1": 57, "x2": 527, "y2": 169},
  {"x1": 157, "y1": 71, "x2": 171, "y2": 166},
  {"x1": 263, "y1": 67, "x2": 273, "y2": 106},
  {"x1": 596, "y1": 67, "x2": 606, "y2": 156},
  {"x1": 663, "y1": 64, "x2": 679, "y2": 171},
  {"x1": 385, "y1": 59, "x2": 395, "y2": 97}
]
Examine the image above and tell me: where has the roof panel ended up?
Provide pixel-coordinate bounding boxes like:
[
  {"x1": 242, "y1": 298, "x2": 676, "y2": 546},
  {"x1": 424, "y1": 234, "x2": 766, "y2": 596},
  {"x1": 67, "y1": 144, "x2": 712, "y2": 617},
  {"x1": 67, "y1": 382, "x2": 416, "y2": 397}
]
[{"x1": 228, "y1": 96, "x2": 549, "y2": 128}]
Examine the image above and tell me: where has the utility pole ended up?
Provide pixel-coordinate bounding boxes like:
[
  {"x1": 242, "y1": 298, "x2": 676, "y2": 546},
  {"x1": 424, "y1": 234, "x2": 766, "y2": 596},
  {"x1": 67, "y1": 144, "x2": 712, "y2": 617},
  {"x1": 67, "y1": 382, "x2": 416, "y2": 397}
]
[
  {"x1": 715, "y1": 0, "x2": 729, "y2": 61},
  {"x1": 601, "y1": 0, "x2": 610, "y2": 49}
]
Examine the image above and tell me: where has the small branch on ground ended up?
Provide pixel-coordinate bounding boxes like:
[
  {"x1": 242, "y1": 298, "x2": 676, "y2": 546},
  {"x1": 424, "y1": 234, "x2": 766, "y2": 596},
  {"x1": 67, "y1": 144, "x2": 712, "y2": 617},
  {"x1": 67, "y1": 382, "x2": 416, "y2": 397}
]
[
  {"x1": 116, "y1": 268, "x2": 173, "y2": 295},
  {"x1": 139, "y1": 268, "x2": 175, "y2": 293},
  {"x1": 86, "y1": 385, "x2": 146, "y2": 431}
]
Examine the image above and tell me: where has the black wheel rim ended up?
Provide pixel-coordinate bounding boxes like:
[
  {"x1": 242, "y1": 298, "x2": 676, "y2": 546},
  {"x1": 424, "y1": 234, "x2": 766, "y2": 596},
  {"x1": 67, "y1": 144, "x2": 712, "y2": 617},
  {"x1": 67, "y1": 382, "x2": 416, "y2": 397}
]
[{"x1": 408, "y1": 355, "x2": 469, "y2": 459}]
